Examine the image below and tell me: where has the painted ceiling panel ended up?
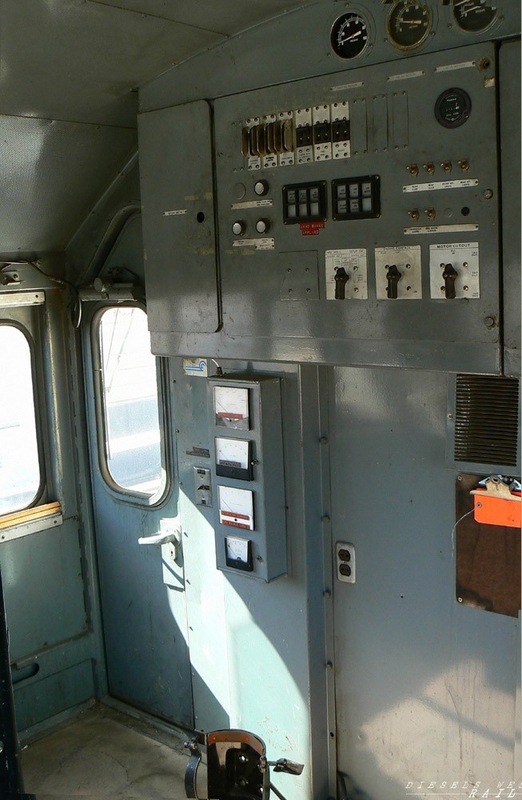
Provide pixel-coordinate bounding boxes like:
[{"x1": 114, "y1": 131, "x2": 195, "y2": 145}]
[
  {"x1": 0, "y1": 0, "x2": 225, "y2": 127},
  {"x1": 88, "y1": 0, "x2": 314, "y2": 35},
  {"x1": 0, "y1": 115, "x2": 136, "y2": 251}
]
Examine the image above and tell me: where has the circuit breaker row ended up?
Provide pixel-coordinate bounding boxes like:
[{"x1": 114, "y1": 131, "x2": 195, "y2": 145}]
[{"x1": 241, "y1": 102, "x2": 351, "y2": 170}]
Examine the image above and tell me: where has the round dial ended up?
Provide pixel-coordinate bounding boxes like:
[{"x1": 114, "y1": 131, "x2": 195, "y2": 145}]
[
  {"x1": 330, "y1": 13, "x2": 369, "y2": 60},
  {"x1": 435, "y1": 88, "x2": 472, "y2": 128},
  {"x1": 387, "y1": 1, "x2": 432, "y2": 50},
  {"x1": 453, "y1": 0, "x2": 498, "y2": 32}
]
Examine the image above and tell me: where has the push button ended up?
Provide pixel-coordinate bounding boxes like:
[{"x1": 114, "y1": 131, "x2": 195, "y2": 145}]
[{"x1": 232, "y1": 220, "x2": 246, "y2": 236}]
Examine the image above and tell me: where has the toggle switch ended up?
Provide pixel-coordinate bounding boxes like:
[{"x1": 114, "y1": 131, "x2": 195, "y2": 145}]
[
  {"x1": 407, "y1": 164, "x2": 419, "y2": 177},
  {"x1": 232, "y1": 220, "x2": 246, "y2": 236},
  {"x1": 255, "y1": 218, "x2": 270, "y2": 234},
  {"x1": 442, "y1": 263, "x2": 458, "y2": 299},
  {"x1": 425, "y1": 207, "x2": 436, "y2": 219},
  {"x1": 423, "y1": 162, "x2": 435, "y2": 175},
  {"x1": 441, "y1": 160, "x2": 452, "y2": 173},
  {"x1": 334, "y1": 267, "x2": 349, "y2": 300},
  {"x1": 458, "y1": 158, "x2": 470, "y2": 171},
  {"x1": 194, "y1": 467, "x2": 212, "y2": 507},
  {"x1": 386, "y1": 264, "x2": 402, "y2": 299},
  {"x1": 409, "y1": 209, "x2": 420, "y2": 220}
]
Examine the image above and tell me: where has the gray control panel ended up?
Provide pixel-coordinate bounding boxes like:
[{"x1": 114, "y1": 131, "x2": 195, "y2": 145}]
[{"x1": 214, "y1": 42, "x2": 500, "y2": 373}]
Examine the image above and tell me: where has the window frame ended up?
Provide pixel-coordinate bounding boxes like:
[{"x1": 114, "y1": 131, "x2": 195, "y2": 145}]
[
  {"x1": 0, "y1": 318, "x2": 47, "y2": 516},
  {"x1": 90, "y1": 303, "x2": 170, "y2": 506}
]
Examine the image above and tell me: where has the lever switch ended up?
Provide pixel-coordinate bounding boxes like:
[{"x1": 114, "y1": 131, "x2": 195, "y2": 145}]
[{"x1": 386, "y1": 264, "x2": 401, "y2": 299}]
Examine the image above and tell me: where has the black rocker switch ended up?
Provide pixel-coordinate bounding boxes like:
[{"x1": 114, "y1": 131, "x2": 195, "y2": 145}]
[
  {"x1": 442, "y1": 263, "x2": 458, "y2": 299},
  {"x1": 386, "y1": 265, "x2": 401, "y2": 299},
  {"x1": 334, "y1": 267, "x2": 349, "y2": 300}
]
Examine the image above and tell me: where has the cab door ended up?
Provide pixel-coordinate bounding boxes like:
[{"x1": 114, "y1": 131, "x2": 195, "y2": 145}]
[{"x1": 83, "y1": 297, "x2": 193, "y2": 728}]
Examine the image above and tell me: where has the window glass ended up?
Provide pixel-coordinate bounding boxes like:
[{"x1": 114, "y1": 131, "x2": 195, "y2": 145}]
[
  {"x1": 98, "y1": 307, "x2": 163, "y2": 496},
  {"x1": 0, "y1": 325, "x2": 41, "y2": 515}
]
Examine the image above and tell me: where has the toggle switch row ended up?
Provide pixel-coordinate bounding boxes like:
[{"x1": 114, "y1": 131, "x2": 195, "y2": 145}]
[{"x1": 406, "y1": 158, "x2": 469, "y2": 177}]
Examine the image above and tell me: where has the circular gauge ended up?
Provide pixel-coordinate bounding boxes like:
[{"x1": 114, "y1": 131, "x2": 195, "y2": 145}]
[
  {"x1": 330, "y1": 13, "x2": 370, "y2": 59},
  {"x1": 435, "y1": 88, "x2": 472, "y2": 128},
  {"x1": 387, "y1": 0, "x2": 432, "y2": 50},
  {"x1": 453, "y1": 0, "x2": 498, "y2": 32}
]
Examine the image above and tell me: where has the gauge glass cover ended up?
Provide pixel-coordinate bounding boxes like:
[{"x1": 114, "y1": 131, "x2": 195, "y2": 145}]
[
  {"x1": 453, "y1": 0, "x2": 498, "y2": 32},
  {"x1": 387, "y1": 0, "x2": 432, "y2": 50},
  {"x1": 331, "y1": 13, "x2": 369, "y2": 59},
  {"x1": 435, "y1": 88, "x2": 472, "y2": 128}
]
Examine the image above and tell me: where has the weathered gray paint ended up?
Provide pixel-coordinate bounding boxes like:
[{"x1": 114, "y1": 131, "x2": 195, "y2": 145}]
[
  {"x1": 329, "y1": 366, "x2": 519, "y2": 797},
  {"x1": 0, "y1": 114, "x2": 136, "y2": 252}
]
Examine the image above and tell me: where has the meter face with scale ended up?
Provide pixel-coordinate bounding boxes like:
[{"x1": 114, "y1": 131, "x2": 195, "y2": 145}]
[
  {"x1": 215, "y1": 437, "x2": 253, "y2": 481},
  {"x1": 214, "y1": 386, "x2": 250, "y2": 430}
]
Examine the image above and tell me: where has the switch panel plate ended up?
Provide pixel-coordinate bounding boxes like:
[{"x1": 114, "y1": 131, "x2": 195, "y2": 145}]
[
  {"x1": 375, "y1": 245, "x2": 422, "y2": 300},
  {"x1": 429, "y1": 242, "x2": 480, "y2": 299},
  {"x1": 325, "y1": 249, "x2": 368, "y2": 300},
  {"x1": 336, "y1": 542, "x2": 356, "y2": 583},
  {"x1": 194, "y1": 466, "x2": 213, "y2": 507}
]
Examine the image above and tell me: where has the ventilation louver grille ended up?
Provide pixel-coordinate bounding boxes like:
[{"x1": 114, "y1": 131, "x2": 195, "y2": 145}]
[{"x1": 454, "y1": 375, "x2": 519, "y2": 467}]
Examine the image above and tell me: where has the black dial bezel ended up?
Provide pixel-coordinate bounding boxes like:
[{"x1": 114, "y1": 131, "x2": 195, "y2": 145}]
[
  {"x1": 330, "y1": 12, "x2": 370, "y2": 60},
  {"x1": 452, "y1": 0, "x2": 499, "y2": 33},
  {"x1": 435, "y1": 87, "x2": 472, "y2": 129},
  {"x1": 387, "y1": 0, "x2": 433, "y2": 51}
]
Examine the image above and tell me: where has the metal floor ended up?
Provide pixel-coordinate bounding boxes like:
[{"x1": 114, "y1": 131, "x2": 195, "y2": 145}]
[{"x1": 21, "y1": 704, "x2": 189, "y2": 799}]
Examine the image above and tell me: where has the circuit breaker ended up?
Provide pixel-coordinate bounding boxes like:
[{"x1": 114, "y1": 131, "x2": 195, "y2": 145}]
[{"x1": 207, "y1": 375, "x2": 287, "y2": 582}]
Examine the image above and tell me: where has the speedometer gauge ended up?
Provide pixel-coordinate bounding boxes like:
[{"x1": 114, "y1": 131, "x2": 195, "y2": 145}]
[
  {"x1": 387, "y1": 0, "x2": 432, "y2": 50},
  {"x1": 330, "y1": 13, "x2": 369, "y2": 60},
  {"x1": 453, "y1": 0, "x2": 498, "y2": 32}
]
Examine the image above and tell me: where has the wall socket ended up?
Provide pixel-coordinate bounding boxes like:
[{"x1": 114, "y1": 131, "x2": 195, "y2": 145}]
[{"x1": 336, "y1": 542, "x2": 356, "y2": 583}]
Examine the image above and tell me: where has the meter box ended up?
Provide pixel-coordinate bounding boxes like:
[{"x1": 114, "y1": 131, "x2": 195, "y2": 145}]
[{"x1": 208, "y1": 375, "x2": 287, "y2": 582}]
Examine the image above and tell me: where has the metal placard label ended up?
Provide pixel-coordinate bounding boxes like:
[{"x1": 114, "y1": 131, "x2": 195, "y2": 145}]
[
  {"x1": 404, "y1": 224, "x2": 479, "y2": 235},
  {"x1": 231, "y1": 199, "x2": 273, "y2": 210},
  {"x1": 300, "y1": 222, "x2": 325, "y2": 236},
  {"x1": 163, "y1": 208, "x2": 188, "y2": 216},
  {"x1": 403, "y1": 179, "x2": 478, "y2": 193},
  {"x1": 232, "y1": 238, "x2": 274, "y2": 250}
]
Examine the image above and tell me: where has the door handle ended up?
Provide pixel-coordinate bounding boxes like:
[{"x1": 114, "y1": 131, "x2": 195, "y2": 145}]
[{"x1": 138, "y1": 531, "x2": 180, "y2": 548}]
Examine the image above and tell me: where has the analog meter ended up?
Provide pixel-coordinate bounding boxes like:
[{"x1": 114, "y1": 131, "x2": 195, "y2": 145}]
[
  {"x1": 387, "y1": 0, "x2": 432, "y2": 50},
  {"x1": 330, "y1": 13, "x2": 369, "y2": 59},
  {"x1": 453, "y1": 0, "x2": 498, "y2": 32},
  {"x1": 435, "y1": 88, "x2": 472, "y2": 128}
]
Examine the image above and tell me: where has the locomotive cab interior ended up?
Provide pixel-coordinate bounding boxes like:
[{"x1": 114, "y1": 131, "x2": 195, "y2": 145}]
[{"x1": 0, "y1": 2, "x2": 520, "y2": 799}]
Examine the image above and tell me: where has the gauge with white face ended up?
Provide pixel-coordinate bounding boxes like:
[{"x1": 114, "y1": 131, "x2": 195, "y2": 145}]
[
  {"x1": 387, "y1": 0, "x2": 432, "y2": 50},
  {"x1": 214, "y1": 386, "x2": 250, "y2": 430},
  {"x1": 330, "y1": 12, "x2": 369, "y2": 60},
  {"x1": 215, "y1": 437, "x2": 253, "y2": 481},
  {"x1": 453, "y1": 0, "x2": 498, "y2": 32},
  {"x1": 225, "y1": 536, "x2": 250, "y2": 563}
]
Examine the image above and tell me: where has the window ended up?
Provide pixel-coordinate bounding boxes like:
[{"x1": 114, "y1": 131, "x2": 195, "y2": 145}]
[
  {"x1": 0, "y1": 325, "x2": 42, "y2": 515},
  {"x1": 96, "y1": 307, "x2": 164, "y2": 498}
]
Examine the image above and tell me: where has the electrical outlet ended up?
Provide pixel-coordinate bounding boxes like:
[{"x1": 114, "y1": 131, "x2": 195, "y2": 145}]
[{"x1": 336, "y1": 542, "x2": 356, "y2": 583}]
